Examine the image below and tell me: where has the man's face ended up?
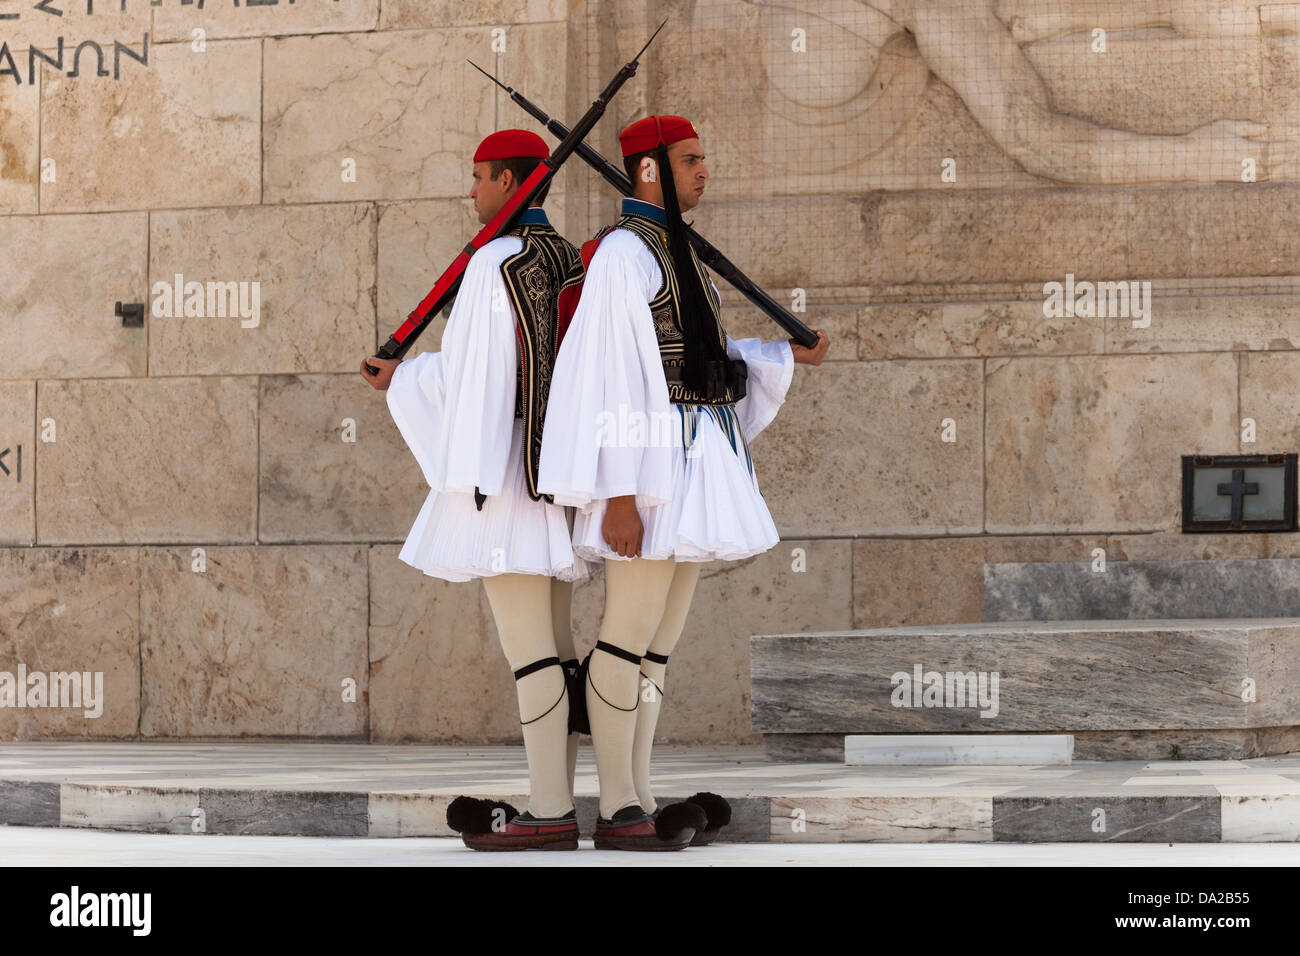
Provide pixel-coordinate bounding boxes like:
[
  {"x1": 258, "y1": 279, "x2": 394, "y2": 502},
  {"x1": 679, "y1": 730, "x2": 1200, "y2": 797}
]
[
  {"x1": 668, "y1": 137, "x2": 708, "y2": 211},
  {"x1": 469, "y1": 161, "x2": 514, "y2": 224}
]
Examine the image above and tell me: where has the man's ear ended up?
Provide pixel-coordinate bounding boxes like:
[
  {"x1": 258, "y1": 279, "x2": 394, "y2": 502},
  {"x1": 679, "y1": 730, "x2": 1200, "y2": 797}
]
[{"x1": 639, "y1": 156, "x2": 657, "y2": 184}]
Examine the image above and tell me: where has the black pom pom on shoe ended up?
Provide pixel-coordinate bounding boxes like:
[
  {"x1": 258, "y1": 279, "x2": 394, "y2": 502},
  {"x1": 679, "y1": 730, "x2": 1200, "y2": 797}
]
[
  {"x1": 653, "y1": 800, "x2": 707, "y2": 842},
  {"x1": 446, "y1": 796, "x2": 519, "y2": 835},
  {"x1": 686, "y1": 791, "x2": 732, "y2": 830}
]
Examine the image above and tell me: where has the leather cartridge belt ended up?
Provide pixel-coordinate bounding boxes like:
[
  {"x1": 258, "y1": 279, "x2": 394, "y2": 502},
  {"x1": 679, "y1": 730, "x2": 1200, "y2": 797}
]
[{"x1": 662, "y1": 357, "x2": 748, "y2": 402}]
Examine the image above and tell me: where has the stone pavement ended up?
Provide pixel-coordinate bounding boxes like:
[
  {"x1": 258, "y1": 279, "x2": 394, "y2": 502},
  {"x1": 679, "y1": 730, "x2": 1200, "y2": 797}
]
[
  {"x1": 3, "y1": 742, "x2": 1300, "y2": 843},
  {"x1": 5, "y1": 826, "x2": 1300, "y2": 866}
]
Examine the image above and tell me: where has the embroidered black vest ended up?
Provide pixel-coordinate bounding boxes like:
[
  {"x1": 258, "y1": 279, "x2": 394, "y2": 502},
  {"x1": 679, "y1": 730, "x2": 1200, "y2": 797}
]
[
  {"x1": 499, "y1": 220, "x2": 584, "y2": 502},
  {"x1": 595, "y1": 211, "x2": 742, "y2": 407}
]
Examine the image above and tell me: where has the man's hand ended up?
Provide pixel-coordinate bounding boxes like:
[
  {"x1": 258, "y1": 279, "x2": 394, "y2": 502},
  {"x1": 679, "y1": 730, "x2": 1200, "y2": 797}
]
[
  {"x1": 360, "y1": 355, "x2": 401, "y2": 390},
  {"x1": 602, "y1": 495, "x2": 643, "y2": 558},
  {"x1": 791, "y1": 329, "x2": 830, "y2": 366}
]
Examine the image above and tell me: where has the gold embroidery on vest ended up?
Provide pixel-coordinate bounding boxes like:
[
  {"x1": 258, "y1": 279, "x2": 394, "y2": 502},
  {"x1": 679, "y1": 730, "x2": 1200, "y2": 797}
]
[
  {"x1": 611, "y1": 213, "x2": 736, "y2": 407},
  {"x1": 499, "y1": 223, "x2": 584, "y2": 502}
]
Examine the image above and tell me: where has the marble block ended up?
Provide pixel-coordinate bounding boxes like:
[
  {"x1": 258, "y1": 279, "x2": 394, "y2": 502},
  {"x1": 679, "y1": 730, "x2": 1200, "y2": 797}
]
[
  {"x1": 139, "y1": 546, "x2": 369, "y2": 738},
  {"x1": 0, "y1": 212, "x2": 148, "y2": 381},
  {"x1": 379, "y1": 1, "x2": 572, "y2": 28},
  {"x1": 258, "y1": 374, "x2": 426, "y2": 543},
  {"x1": 60, "y1": 784, "x2": 198, "y2": 835},
  {"x1": 0, "y1": 548, "x2": 140, "y2": 739},
  {"x1": 198, "y1": 788, "x2": 368, "y2": 836},
  {"x1": 845, "y1": 734, "x2": 1074, "y2": 766},
  {"x1": 0, "y1": 79, "x2": 39, "y2": 214},
  {"x1": 985, "y1": 353, "x2": 1237, "y2": 534},
  {"x1": 985, "y1": 558, "x2": 1300, "y2": 621},
  {"x1": 769, "y1": 795, "x2": 991, "y2": 843},
  {"x1": 1220, "y1": 794, "x2": 1300, "y2": 841},
  {"x1": 0, "y1": 383, "x2": 35, "y2": 546},
  {"x1": 148, "y1": 205, "x2": 375, "y2": 377},
  {"x1": 35, "y1": 377, "x2": 258, "y2": 545},
  {"x1": 759, "y1": 360, "x2": 984, "y2": 537},
  {"x1": 41, "y1": 41, "x2": 261, "y2": 213},
  {"x1": 0, "y1": 780, "x2": 59, "y2": 826},
  {"x1": 751, "y1": 619, "x2": 1300, "y2": 735},
  {"x1": 993, "y1": 795, "x2": 1221, "y2": 842},
  {"x1": 263, "y1": 25, "x2": 566, "y2": 204},
  {"x1": 154, "y1": 0, "x2": 379, "y2": 41}
]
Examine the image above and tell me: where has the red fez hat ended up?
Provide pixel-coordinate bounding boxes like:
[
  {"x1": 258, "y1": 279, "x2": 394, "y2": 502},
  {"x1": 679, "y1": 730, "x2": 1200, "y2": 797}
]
[
  {"x1": 619, "y1": 115, "x2": 699, "y2": 157},
  {"x1": 473, "y1": 129, "x2": 550, "y2": 163}
]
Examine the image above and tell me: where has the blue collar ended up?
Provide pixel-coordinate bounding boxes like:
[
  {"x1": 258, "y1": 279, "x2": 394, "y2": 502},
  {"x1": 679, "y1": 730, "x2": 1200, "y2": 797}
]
[
  {"x1": 515, "y1": 207, "x2": 549, "y2": 226},
  {"x1": 621, "y1": 198, "x2": 668, "y2": 227}
]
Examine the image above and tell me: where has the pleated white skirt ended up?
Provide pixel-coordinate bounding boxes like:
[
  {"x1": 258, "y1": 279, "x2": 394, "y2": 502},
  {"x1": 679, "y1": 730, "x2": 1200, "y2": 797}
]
[
  {"x1": 570, "y1": 403, "x2": 780, "y2": 563},
  {"x1": 397, "y1": 419, "x2": 595, "y2": 583}
]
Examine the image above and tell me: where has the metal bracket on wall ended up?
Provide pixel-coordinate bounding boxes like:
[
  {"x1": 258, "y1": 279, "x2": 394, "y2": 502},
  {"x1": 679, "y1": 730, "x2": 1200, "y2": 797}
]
[{"x1": 116, "y1": 301, "x2": 144, "y2": 328}]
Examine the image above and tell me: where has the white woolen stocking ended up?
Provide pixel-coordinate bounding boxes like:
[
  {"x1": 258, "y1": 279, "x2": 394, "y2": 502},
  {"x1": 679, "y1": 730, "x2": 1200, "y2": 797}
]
[
  {"x1": 586, "y1": 557, "x2": 677, "y2": 819},
  {"x1": 548, "y1": 576, "x2": 580, "y2": 804},
  {"x1": 631, "y1": 561, "x2": 701, "y2": 814},
  {"x1": 482, "y1": 573, "x2": 573, "y2": 819}
]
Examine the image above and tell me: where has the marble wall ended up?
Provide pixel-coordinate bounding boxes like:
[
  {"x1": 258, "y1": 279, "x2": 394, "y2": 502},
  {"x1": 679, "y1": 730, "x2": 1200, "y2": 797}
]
[{"x1": 2, "y1": 0, "x2": 1298, "y2": 743}]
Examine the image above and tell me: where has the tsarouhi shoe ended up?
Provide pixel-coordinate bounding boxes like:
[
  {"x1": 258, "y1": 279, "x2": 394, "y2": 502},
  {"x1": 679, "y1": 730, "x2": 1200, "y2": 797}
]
[
  {"x1": 446, "y1": 795, "x2": 578, "y2": 851},
  {"x1": 593, "y1": 801, "x2": 704, "y2": 851},
  {"x1": 652, "y1": 792, "x2": 732, "y2": 846}
]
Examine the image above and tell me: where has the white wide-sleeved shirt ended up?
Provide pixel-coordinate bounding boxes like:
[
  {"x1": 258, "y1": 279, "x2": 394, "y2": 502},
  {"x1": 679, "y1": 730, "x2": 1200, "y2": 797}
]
[
  {"x1": 537, "y1": 200, "x2": 794, "y2": 562},
  {"x1": 386, "y1": 209, "x2": 592, "y2": 582}
]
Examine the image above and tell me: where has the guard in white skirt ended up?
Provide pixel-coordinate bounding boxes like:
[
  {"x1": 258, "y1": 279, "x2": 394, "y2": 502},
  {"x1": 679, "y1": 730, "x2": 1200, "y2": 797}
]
[
  {"x1": 537, "y1": 115, "x2": 831, "y2": 850},
  {"x1": 361, "y1": 129, "x2": 593, "y2": 850}
]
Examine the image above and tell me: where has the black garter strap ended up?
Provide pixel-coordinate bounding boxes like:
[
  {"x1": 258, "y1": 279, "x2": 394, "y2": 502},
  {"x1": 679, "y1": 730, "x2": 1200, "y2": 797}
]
[
  {"x1": 594, "y1": 640, "x2": 642, "y2": 665},
  {"x1": 641, "y1": 650, "x2": 669, "y2": 695},
  {"x1": 586, "y1": 642, "x2": 640, "y2": 714},
  {"x1": 514, "y1": 656, "x2": 562, "y2": 681},
  {"x1": 513, "y1": 656, "x2": 567, "y2": 726}
]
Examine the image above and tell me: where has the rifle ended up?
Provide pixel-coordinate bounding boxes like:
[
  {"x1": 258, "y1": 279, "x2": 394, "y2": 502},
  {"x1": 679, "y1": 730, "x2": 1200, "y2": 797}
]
[
  {"x1": 467, "y1": 62, "x2": 820, "y2": 349},
  {"x1": 363, "y1": 19, "x2": 668, "y2": 376}
]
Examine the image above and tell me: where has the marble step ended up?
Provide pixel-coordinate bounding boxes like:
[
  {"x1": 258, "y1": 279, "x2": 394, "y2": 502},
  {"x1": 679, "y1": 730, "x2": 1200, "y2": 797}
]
[
  {"x1": 984, "y1": 558, "x2": 1300, "y2": 622},
  {"x1": 750, "y1": 619, "x2": 1300, "y2": 755},
  {"x1": 845, "y1": 734, "x2": 1074, "y2": 765},
  {"x1": 4, "y1": 742, "x2": 1300, "y2": 842}
]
